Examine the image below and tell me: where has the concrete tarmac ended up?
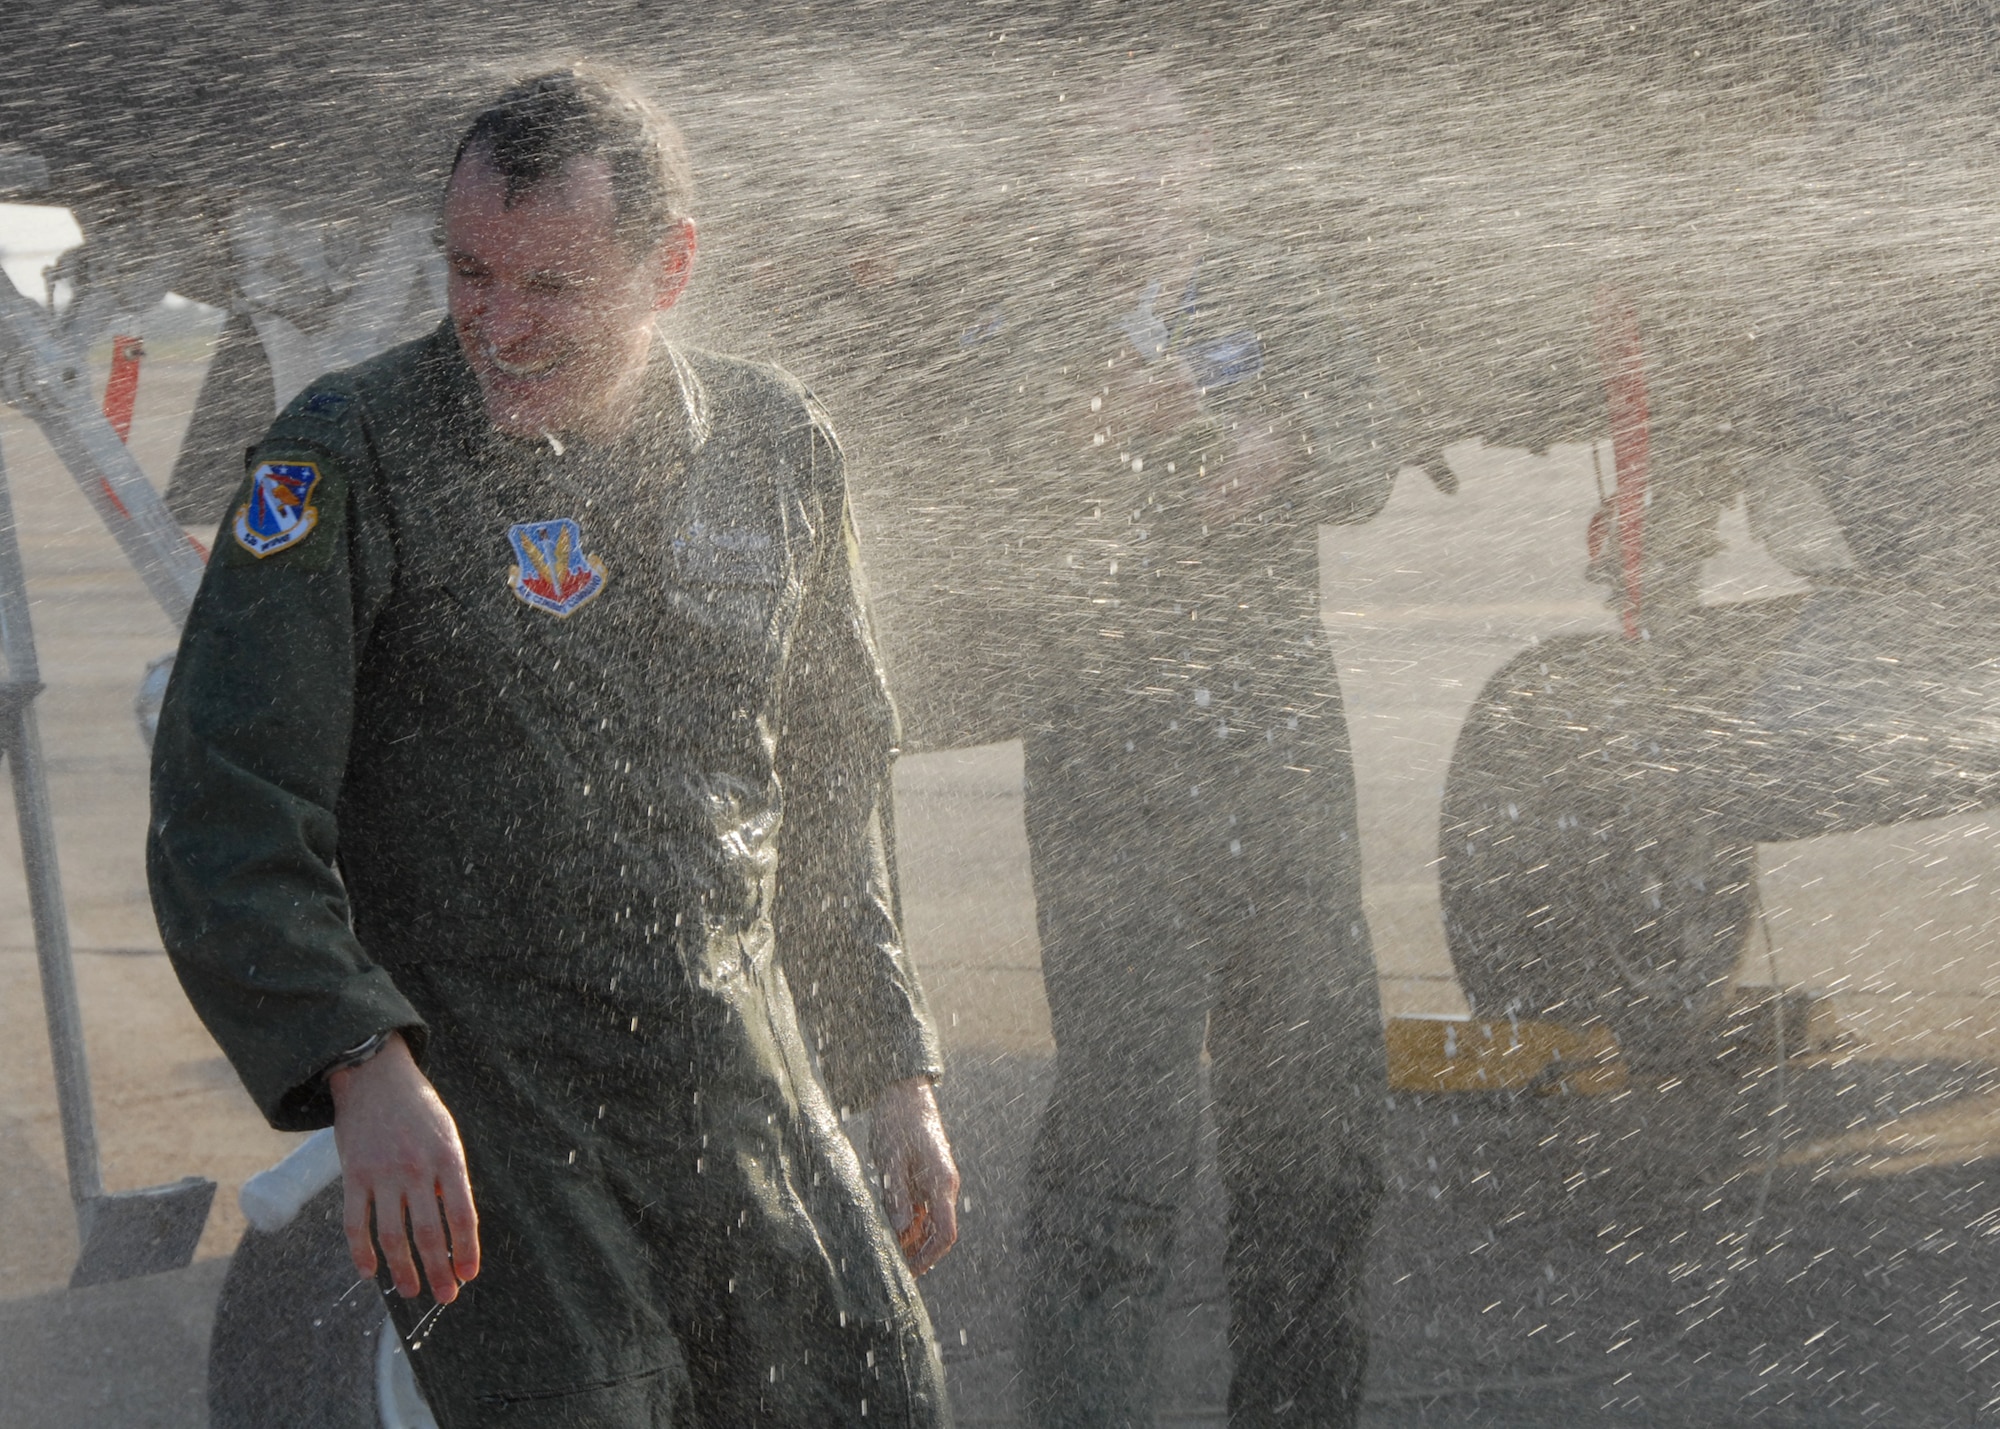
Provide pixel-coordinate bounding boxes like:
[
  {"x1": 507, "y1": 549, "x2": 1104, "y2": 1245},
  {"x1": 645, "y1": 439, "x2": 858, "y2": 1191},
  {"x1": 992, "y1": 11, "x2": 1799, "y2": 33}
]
[{"x1": 6, "y1": 349, "x2": 2000, "y2": 1425}]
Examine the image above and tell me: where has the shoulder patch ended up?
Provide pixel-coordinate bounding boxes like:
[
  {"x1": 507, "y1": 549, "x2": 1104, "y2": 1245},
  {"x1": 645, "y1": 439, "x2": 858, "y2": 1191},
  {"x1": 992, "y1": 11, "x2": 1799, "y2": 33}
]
[
  {"x1": 233, "y1": 461, "x2": 324, "y2": 558},
  {"x1": 1189, "y1": 331, "x2": 1266, "y2": 392}
]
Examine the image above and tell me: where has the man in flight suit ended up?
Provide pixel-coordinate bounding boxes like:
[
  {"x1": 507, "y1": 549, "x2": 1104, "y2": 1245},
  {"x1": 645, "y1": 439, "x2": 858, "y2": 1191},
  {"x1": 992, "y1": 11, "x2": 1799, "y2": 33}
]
[
  {"x1": 149, "y1": 69, "x2": 958, "y2": 1427},
  {"x1": 1001, "y1": 79, "x2": 1396, "y2": 1428}
]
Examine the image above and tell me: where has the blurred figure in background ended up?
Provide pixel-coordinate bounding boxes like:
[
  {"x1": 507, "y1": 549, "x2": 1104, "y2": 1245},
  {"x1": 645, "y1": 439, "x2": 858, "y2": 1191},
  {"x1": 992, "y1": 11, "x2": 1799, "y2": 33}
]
[{"x1": 989, "y1": 71, "x2": 1401, "y2": 1428}]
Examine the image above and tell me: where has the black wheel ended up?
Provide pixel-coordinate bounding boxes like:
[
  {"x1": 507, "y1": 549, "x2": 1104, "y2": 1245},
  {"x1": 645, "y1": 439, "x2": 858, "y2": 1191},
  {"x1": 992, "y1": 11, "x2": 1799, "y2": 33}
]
[
  {"x1": 207, "y1": 1184, "x2": 384, "y2": 1429},
  {"x1": 1439, "y1": 631, "x2": 1759, "y2": 1070}
]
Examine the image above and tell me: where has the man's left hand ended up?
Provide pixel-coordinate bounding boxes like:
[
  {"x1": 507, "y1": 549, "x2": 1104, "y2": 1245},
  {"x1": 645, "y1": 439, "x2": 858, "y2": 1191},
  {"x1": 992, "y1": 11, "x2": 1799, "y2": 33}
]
[{"x1": 870, "y1": 1076, "x2": 960, "y2": 1275}]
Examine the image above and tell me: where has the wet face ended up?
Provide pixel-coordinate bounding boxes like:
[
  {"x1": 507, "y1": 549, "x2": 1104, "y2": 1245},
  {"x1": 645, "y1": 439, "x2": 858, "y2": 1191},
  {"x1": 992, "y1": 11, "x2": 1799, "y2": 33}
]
[{"x1": 443, "y1": 152, "x2": 695, "y2": 441}]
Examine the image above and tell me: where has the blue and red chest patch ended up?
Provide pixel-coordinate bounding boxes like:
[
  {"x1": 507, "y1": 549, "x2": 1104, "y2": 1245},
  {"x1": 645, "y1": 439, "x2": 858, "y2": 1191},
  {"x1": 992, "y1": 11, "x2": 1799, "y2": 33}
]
[
  {"x1": 506, "y1": 518, "x2": 608, "y2": 617},
  {"x1": 233, "y1": 461, "x2": 323, "y2": 558}
]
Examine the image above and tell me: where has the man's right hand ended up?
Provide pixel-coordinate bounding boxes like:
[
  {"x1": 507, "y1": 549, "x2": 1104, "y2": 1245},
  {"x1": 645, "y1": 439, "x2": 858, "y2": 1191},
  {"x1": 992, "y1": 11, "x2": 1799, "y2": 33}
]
[
  {"x1": 1070, "y1": 351, "x2": 1207, "y2": 456},
  {"x1": 327, "y1": 1031, "x2": 480, "y2": 1302}
]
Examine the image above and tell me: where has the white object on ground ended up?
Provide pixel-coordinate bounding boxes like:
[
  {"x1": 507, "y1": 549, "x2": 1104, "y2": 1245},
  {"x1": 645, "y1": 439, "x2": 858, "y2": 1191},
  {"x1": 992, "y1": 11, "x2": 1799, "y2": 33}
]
[
  {"x1": 133, "y1": 651, "x2": 174, "y2": 749},
  {"x1": 377, "y1": 1319, "x2": 441, "y2": 1429},
  {"x1": 238, "y1": 1126, "x2": 341, "y2": 1233}
]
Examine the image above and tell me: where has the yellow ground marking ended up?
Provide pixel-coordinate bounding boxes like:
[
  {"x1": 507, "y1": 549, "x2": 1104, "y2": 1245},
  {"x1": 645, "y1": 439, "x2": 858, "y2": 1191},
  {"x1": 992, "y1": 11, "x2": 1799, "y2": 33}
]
[{"x1": 1384, "y1": 1014, "x2": 1627, "y2": 1096}]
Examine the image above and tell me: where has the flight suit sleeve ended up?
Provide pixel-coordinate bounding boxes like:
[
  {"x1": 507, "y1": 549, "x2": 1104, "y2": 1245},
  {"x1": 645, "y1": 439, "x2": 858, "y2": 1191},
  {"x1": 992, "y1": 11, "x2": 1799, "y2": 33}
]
[
  {"x1": 147, "y1": 384, "x2": 425, "y2": 1132},
  {"x1": 773, "y1": 408, "x2": 945, "y2": 1113}
]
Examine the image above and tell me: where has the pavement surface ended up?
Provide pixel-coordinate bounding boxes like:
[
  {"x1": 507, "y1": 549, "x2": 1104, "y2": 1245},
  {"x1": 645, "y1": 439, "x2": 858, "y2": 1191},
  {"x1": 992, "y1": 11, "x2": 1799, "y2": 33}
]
[{"x1": 5, "y1": 336, "x2": 2000, "y2": 1429}]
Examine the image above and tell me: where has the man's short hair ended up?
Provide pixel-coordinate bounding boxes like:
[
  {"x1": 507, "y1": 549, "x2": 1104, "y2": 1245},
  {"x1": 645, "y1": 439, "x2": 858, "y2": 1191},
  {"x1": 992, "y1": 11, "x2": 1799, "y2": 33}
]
[{"x1": 451, "y1": 67, "x2": 694, "y2": 254}]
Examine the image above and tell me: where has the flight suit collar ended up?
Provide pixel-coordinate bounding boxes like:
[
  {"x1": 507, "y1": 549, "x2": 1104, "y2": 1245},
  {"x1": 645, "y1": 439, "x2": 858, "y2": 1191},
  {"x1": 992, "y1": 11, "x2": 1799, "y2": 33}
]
[{"x1": 432, "y1": 322, "x2": 711, "y2": 465}]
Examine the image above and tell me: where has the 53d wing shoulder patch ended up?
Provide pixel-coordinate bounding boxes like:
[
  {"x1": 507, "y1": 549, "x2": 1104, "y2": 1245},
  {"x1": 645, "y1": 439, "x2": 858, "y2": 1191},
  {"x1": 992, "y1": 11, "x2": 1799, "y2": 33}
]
[{"x1": 233, "y1": 461, "x2": 324, "y2": 558}]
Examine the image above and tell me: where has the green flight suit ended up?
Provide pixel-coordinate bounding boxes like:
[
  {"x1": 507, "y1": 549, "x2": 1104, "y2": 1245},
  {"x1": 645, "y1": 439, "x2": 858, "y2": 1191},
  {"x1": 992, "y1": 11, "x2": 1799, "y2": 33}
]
[
  {"x1": 148, "y1": 324, "x2": 949, "y2": 1428},
  {"x1": 982, "y1": 245, "x2": 1394, "y2": 1429}
]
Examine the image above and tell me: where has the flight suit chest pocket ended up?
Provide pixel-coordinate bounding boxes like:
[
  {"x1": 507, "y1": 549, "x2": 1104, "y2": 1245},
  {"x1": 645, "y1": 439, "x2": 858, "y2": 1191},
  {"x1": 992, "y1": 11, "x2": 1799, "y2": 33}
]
[
  {"x1": 665, "y1": 508, "x2": 797, "y2": 650},
  {"x1": 672, "y1": 517, "x2": 784, "y2": 586}
]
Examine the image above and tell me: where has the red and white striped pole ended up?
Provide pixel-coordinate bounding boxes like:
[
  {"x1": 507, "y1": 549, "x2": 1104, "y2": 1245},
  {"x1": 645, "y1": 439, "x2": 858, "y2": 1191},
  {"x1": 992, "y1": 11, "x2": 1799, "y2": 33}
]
[{"x1": 101, "y1": 334, "x2": 141, "y2": 443}]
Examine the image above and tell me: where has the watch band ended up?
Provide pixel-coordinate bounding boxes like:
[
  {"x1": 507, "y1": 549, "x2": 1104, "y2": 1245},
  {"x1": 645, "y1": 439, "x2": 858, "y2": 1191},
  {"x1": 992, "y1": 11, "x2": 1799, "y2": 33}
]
[{"x1": 323, "y1": 1029, "x2": 392, "y2": 1081}]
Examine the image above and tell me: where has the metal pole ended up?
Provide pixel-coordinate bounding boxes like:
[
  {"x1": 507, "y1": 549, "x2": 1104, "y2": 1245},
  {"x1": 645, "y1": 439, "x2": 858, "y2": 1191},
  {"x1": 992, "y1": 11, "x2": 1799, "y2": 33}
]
[
  {"x1": 0, "y1": 279, "x2": 203, "y2": 626},
  {"x1": 0, "y1": 427, "x2": 104, "y2": 1214}
]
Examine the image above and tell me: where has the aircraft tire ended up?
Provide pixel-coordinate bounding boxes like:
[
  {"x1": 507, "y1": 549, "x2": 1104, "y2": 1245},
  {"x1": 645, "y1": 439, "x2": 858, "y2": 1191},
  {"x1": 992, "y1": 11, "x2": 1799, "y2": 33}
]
[
  {"x1": 206, "y1": 1183, "x2": 382, "y2": 1429},
  {"x1": 1439, "y1": 632, "x2": 1757, "y2": 1073}
]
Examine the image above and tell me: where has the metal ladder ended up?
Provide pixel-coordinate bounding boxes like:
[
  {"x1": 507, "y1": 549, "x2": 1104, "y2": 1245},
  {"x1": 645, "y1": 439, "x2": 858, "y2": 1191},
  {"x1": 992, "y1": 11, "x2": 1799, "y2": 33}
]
[{"x1": 0, "y1": 271, "x2": 214, "y2": 1287}]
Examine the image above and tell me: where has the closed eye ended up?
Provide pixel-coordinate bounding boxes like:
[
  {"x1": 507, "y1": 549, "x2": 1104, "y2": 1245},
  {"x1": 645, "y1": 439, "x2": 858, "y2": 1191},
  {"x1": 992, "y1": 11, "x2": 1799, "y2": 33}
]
[{"x1": 521, "y1": 270, "x2": 598, "y2": 297}]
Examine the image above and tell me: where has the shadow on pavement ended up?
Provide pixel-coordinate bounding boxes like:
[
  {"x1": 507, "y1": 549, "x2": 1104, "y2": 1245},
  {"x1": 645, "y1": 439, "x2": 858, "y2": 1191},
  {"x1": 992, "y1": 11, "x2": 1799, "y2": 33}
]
[
  {"x1": 0, "y1": 1256, "x2": 224, "y2": 1429},
  {"x1": 929, "y1": 1046, "x2": 2000, "y2": 1427}
]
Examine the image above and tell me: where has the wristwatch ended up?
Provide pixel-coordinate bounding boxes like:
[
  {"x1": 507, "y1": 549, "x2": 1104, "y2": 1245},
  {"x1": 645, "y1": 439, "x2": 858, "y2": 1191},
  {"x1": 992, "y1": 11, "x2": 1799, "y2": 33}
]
[{"x1": 322, "y1": 1029, "x2": 392, "y2": 1082}]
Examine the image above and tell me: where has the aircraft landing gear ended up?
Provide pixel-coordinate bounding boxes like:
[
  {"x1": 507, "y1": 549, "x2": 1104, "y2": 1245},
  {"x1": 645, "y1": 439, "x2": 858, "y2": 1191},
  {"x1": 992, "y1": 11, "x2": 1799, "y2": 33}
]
[
  {"x1": 208, "y1": 1136, "x2": 438, "y2": 1429},
  {"x1": 1438, "y1": 626, "x2": 1765, "y2": 1072}
]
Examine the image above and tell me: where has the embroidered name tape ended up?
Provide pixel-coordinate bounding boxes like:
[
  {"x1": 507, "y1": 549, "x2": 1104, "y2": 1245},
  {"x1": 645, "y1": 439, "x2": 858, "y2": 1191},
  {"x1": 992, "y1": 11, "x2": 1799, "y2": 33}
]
[
  {"x1": 233, "y1": 461, "x2": 323, "y2": 558},
  {"x1": 671, "y1": 518, "x2": 780, "y2": 586},
  {"x1": 507, "y1": 518, "x2": 608, "y2": 617},
  {"x1": 676, "y1": 519, "x2": 772, "y2": 556}
]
